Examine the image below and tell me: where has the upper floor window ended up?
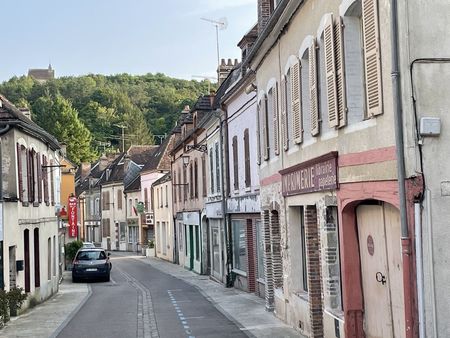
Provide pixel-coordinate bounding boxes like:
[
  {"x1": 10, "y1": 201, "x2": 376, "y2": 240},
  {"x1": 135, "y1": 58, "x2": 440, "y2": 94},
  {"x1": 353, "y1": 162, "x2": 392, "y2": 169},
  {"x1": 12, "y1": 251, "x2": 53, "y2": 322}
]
[
  {"x1": 202, "y1": 156, "x2": 207, "y2": 197},
  {"x1": 165, "y1": 185, "x2": 168, "y2": 207},
  {"x1": 194, "y1": 159, "x2": 198, "y2": 198},
  {"x1": 244, "y1": 129, "x2": 251, "y2": 188},
  {"x1": 209, "y1": 148, "x2": 215, "y2": 194},
  {"x1": 215, "y1": 142, "x2": 221, "y2": 193},
  {"x1": 117, "y1": 189, "x2": 123, "y2": 210},
  {"x1": 144, "y1": 187, "x2": 149, "y2": 210},
  {"x1": 232, "y1": 136, "x2": 239, "y2": 190},
  {"x1": 102, "y1": 191, "x2": 110, "y2": 210},
  {"x1": 189, "y1": 162, "x2": 194, "y2": 199},
  {"x1": 95, "y1": 197, "x2": 100, "y2": 215}
]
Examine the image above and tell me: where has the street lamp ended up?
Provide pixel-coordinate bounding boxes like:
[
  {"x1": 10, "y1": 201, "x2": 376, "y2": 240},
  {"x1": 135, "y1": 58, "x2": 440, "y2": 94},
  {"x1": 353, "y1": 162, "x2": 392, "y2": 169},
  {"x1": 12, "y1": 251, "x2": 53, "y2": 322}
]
[{"x1": 182, "y1": 156, "x2": 190, "y2": 168}]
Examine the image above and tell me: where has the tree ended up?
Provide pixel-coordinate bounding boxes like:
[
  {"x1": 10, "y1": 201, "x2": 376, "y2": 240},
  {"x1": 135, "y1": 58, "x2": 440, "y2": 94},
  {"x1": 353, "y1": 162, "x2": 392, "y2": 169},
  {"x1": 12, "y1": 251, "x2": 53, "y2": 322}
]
[
  {"x1": 32, "y1": 95, "x2": 97, "y2": 163},
  {"x1": 123, "y1": 108, "x2": 154, "y2": 147}
]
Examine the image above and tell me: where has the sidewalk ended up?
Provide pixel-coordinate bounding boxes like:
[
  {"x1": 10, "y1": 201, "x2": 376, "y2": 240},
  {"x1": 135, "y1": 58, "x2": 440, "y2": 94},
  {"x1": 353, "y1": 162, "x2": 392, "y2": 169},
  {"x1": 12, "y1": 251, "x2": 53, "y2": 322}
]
[
  {"x1": 136, "y1": 255, "x2": 304, "y2": 338},
  {"x1": 0, "y1": 272, "x2": 90, "y2": 338}
]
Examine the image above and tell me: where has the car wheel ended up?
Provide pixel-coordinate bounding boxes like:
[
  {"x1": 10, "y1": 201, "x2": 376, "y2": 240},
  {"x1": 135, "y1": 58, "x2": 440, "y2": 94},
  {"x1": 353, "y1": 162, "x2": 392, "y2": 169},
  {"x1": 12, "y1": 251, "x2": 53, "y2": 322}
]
[
  {"x1": 72, "y1": 276, "x2": 79, "y2": 283},
  {"x1": 104, "y1": 273, "x2": 110, "y2": 282}
]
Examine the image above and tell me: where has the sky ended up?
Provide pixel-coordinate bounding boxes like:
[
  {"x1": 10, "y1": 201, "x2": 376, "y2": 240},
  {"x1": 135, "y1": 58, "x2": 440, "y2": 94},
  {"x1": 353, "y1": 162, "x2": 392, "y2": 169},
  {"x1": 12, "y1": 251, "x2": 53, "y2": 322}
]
[{"x1": 0, "y1": 0, "x2": 257, "y2": 83}]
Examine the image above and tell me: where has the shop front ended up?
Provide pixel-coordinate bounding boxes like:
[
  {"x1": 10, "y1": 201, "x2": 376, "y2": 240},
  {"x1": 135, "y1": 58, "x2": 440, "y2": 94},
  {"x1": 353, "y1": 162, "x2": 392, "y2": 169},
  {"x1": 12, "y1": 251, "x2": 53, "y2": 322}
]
[
  {"x1": 182, "y1": 211, "x2": 202, "y2": 274},
  {"x1": 206, "y1": 201, "x2": 225, "y2": 283}
]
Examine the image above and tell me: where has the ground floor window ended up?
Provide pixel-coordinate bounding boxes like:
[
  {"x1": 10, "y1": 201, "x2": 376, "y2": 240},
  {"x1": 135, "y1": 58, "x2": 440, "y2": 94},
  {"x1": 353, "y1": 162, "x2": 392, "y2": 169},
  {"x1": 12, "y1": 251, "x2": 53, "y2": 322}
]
[
  {"x1": 120, "y1": 222, "x2": 126, "y2": 242},
  {"x1": 256, "y1": 219, "x2": 264, "y2": 280},
  {"x1": 212, "y1": 225, "x2": 220, "y2": 274},
  {"x1": 162, "y1": 222, "x2": 167, "y2": 255},
  {"x1": 128, "y1": 226, "x2": 138, "y2": 244},
  {"x1": 232, "y1": 220, "x2": 247, "y2": 272},
  {"x1": 195, "y1": 225, "x2": 200, "y2": 261}
]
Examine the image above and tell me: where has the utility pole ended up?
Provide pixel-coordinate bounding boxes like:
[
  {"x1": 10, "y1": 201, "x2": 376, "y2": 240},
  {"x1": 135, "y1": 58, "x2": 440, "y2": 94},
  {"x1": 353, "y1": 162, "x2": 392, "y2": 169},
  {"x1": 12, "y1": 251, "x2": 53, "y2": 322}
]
[{"x1": 114, "y1": 124, "x2": 127, "y2": 152}]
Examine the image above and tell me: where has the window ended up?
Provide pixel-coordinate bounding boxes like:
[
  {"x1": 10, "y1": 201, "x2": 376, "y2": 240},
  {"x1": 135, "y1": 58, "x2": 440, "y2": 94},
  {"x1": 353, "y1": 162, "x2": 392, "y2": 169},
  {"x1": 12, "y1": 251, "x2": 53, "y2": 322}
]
[
  {"x1": 47, "y1": 237, "x2": 51, "y2": 280},
  {"x1": 202, "y1": 156, "x2": 207, "y2": 197},
  {"x1": 102, "y1": 218, "x2": 110, "y2": 237},
  {"x1": 144, "y1": 188, "x2": 149, "y2": 210},
  {"x1": 194, "y1": 159, "x2": 198, "y2": 198},
  {"x1": 95, "y1": 198, "x2": 100, "y2": 215},
  {"x1": 244, "y1": 129, "x2": 251, "y2": 188},
  {"x1": 17, "y1": 144, "x2": 28, "y2": 203},
  {"x1": 232, "y1": 136, "x2": 239, "y2": 190},
  {"x1": 267, "y1": 89, "x2": 275, "y2": 159},
  {"x1": 215, "y1": 142, "x2": 220, "y2": 193},
  {"x1": 256, "y1": 102, "x2": 262, "y2": 165},
  {"x1": 178, "y1": 170, "x2": 182, "y2": 203},
  {"x1": 129, "y1": 198, "x2": 133, "y2": 216},
  {"x1": 135, "y1": 198, "x2": 138, "y2": 214},
  {"x1": 300, "y1": 44, "x2": 312, "y2": 142},
  {"x1": 190, "y1": 162, "x2": 194, "y2": 199},
  {"x1": 42, "y1": 154, "x2": 49, "y2": 204},
  {"x1": 309, "y1": 38, "x2": 320, "y2": 136},
  {"x1": 165, "y1": 185, "x2": 168, "y2": 207},
  {"x1": 117, "y1": 189, "x2": 122, "y2": 210},
  {"x1": 50, "y1": 159, "x2": 55, "y2": 205},
  {"x1": 232, "y1": 220, "x2": 247, "y2": 272},
  {"x1": 300, "y1": 208, "x2": 308, "y2": 292},
  {"x1": 173, "y1": 174, "x2": 177, "y2": 204},
  {"x1": 102, "y1": 191, "x2": 110, "y2": 210},
  {"x1": 209, "y1": 148, "x2": 214, "y2": 193},
  {"x1": 261, "y1": 95, "x2": 270, "y2": 160},
  {"x1": 156, "y1": 222, "x2": 161, "y2": 253},
  {"x1": 256, "y1": 219, "x2": 264, "y2": 280},
  {"x1": 195, "y1": 226, "x2": 200, "y2": 261},
  {"x1": 162, "y1": 222, "x2": 167, "y2": 255},
  {"x1": 183, "y1": 166, "x2": 187, "y2": 201},
  {"x1": 120, "y1": 222, "x2": 126, "y2": 242},
  {"x1": 160, "y1": 187, "x2": 163, "y2": 208}
]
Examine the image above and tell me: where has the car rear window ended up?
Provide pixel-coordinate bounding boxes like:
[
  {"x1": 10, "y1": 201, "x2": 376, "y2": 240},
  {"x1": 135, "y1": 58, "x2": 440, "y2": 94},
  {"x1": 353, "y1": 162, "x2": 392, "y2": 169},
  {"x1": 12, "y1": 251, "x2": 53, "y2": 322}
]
[{"x1": 76, "y1": 250, "x2": 106, "y2": 260}]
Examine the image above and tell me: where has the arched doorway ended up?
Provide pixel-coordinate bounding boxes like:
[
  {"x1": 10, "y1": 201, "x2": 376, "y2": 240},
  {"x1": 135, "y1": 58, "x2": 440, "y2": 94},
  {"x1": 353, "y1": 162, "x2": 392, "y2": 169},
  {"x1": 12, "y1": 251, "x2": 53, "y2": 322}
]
[{"x1": 356, "y1": 202, "x2": 405, "y2": 338}]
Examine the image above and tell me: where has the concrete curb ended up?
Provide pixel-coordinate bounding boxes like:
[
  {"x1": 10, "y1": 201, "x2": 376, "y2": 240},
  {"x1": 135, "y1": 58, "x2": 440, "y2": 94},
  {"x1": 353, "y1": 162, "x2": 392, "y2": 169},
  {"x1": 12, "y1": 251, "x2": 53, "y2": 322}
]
[{"x1": 49, "y1": 281, "x2": 92, "y2": 338}]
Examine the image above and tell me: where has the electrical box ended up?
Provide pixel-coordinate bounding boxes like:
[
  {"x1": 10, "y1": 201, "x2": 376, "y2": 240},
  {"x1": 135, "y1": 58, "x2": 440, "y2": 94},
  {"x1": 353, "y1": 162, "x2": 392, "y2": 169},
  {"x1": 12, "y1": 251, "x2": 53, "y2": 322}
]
[
  {"x1": 16, "y1": 260, "x2": 24, "y2": 271},
  {"x1": 420, "y1": 117, "x2": 441, "y2": 136}
]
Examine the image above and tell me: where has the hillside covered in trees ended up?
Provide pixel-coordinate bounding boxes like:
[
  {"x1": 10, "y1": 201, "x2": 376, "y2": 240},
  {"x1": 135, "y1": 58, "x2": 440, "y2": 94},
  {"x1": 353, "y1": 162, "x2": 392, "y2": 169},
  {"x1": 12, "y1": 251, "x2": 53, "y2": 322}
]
[{"x1": 0, "y1": 73, "x2": 212, "y2": 163}]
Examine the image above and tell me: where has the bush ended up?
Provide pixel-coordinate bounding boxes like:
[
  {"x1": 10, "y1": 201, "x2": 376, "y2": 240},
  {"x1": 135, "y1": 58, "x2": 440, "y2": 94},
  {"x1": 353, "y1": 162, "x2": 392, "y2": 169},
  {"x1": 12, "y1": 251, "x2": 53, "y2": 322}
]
[
  {"x1": 0, "y1": 287, "x2": 27, "y2": 326},
  {"x1": 65, "y1": 240, "x2": 84, "y2": 262},
  {"x1": 148, "y1": 240, "x2": 154, "y2": 248}
]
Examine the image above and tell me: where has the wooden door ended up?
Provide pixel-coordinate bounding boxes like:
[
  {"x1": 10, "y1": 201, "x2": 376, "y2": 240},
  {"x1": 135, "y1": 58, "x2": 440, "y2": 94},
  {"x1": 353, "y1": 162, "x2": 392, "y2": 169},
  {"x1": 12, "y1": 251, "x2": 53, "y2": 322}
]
[
  {"x1": 357, "y1": 204, "x2": 394, "y2": 338},
  {"x1": 9, "y1": 246, "x2": 16, "y2": 289}
]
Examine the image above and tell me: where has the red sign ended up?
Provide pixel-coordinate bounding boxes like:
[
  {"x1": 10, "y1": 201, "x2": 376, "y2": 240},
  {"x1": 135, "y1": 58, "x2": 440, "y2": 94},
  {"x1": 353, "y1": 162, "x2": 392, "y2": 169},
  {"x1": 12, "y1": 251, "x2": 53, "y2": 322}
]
[
  {"x1": 280, "y1": 152, "x2": 338, "y2": 196},
  {"x1": 68, "y1": 196, "x2": 78, "y2": 238}
]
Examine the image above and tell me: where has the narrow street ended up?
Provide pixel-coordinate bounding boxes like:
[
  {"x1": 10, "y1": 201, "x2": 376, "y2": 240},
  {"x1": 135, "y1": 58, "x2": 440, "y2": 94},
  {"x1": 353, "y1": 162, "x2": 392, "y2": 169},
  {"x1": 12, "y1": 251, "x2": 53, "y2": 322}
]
[{"x1": 58, "y1": 253, "x2": 247, "y2": 338}]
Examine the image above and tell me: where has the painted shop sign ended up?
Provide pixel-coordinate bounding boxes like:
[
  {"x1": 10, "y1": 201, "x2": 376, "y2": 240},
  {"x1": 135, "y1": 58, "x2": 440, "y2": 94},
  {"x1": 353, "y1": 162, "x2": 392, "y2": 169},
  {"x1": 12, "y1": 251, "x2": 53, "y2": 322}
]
[{"x1": 280, "y1": 152, "x2": 338, "y2": 196}]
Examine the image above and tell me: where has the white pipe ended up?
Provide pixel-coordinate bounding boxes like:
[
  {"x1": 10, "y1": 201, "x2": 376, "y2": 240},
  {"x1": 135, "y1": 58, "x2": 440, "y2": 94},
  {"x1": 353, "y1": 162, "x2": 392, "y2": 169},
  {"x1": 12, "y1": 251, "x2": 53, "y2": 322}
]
[
  {"x1": 426, "y1": 190, "x2": 438, "y2": 337},
  {"x1": 415, "y1": 202, "x2": 425, "y2": 338}
]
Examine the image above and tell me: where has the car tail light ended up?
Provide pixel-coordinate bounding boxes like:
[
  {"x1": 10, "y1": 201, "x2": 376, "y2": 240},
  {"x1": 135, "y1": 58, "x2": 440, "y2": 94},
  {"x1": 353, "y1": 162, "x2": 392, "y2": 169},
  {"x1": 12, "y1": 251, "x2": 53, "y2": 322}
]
[{"x1": 73, "y1": 260, "x2": 79, "y2": 265}]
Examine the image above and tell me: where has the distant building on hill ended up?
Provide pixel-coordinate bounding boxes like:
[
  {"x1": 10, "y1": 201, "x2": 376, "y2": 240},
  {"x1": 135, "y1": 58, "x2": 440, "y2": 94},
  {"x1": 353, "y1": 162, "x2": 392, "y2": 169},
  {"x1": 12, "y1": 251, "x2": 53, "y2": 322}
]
[{"x1": 28, "y1": 64, "x2": 55, "y2": 83}]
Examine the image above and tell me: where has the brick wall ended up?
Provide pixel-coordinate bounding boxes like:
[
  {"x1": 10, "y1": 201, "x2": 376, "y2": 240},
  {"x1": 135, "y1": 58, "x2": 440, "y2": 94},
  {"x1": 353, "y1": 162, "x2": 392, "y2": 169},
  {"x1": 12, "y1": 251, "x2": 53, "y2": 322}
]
[
  {"x1": 258, "y1": 0, "x2": 272, "y2": 35},
  {"x1": 246, "y1": 219, "x2": 256, "y2": 292},
  {"x1": 305, "y1": 205, "x2": 323, "y2": 338}
]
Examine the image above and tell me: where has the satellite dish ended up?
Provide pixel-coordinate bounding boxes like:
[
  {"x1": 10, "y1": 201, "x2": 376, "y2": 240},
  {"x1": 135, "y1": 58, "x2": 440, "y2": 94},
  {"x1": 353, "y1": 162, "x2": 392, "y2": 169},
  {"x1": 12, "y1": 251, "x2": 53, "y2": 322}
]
[{"x1": 218, "y1": 17, "x2": 228, "y2": 30}]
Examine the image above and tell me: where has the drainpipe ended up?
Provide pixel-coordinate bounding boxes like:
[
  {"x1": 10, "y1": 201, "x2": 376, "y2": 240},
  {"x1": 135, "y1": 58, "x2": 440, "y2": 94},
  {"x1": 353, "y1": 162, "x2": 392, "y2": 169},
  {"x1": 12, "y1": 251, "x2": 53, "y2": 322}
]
[
  {"x1": 390, "y1": 1, "x2": 413, "y2": 337},
  {"x1": 216, "y1": 109, "x2": 233, "y2": 287},
  {"x1": 414, "y1": 203, "x2": 425, "y2": 338}
]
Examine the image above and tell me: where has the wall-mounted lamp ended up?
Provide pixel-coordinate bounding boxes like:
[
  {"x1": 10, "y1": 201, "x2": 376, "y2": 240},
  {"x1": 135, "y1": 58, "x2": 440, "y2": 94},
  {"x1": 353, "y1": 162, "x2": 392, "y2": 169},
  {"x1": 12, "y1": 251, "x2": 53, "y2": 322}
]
[{"x1": 182, "y1": 155, "x2": 190, "y2": 168}]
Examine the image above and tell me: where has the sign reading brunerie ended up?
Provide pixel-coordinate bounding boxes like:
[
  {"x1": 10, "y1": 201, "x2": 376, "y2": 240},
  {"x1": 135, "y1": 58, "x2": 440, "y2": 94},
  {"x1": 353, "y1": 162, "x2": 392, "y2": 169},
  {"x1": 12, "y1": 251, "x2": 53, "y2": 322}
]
[
  {"x1": 280, "y1": 152, "x2": 338, "y2": 196},
  {"x1": 68, "y1": 196, "x2": 78, "y2": 238}
]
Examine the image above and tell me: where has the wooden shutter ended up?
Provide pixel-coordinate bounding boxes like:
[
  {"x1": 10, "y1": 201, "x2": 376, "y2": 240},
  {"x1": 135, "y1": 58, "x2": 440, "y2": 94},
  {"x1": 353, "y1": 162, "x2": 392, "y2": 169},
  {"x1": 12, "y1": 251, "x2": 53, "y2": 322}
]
[
  {"x1": 362, "y1": 0, "x2": 383, "y2": 116},
  {"x1": 202, "y1": 157, "x2": 207, "y2": 197},
  {"x1": 335, "y1": 15, "x2": 347, "y2": 127},
  {"x1": 232, "y1": 136, "x2": 239, "y2": 190},
  {"x1": 272, "y1": 84, "x2": 280, "y2": 155},
  {"x1": 37, "y1": 152, "x2": 42, "y2": 203},
  {"x1": 17, "y1": 143, "x2": 23, "y2": 202},
  {"x1": 117, "y1": 189, "x2": 122, "y2": 209},
  {"x1": 50, "y1": 159, "x2": 55, "y2": 205},
  {"x1": 292, "y1": 61, "x2": 303, "y2": 143},
  {"x1": 324, "y1": 13, "x2": 339, "y2": 128},
  {"x1": 244, "y1": 129, "x2": 251, "y2": 187},
  {"x1": 43, "y1": 155, "x2": 49, "y2": 203},
  {"x1": 309, "y1": 38, "x2": 320, "y2": 136},
  {"x1": 262, "y1": 96, "x2": 269, "y2": 160},
  {"x1": 27, "y1": 150, "x2": 33, "y2": 203},
  {"x1": 280, "y1": 77, "x2": 287, "y2": 150},
  {"x1": 256, "y1": 102, "x2": 262, "y2": 164}
]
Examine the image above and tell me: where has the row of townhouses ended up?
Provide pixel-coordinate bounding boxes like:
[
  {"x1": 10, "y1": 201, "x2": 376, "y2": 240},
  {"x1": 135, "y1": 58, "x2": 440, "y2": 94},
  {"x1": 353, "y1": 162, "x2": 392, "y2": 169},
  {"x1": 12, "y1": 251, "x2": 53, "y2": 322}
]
[
  {"x1": 75, "y1": 0, "x2": 449, "y2": 337},
  {"x1": 0, "y1": 95, "x2": 77, "y2": 313},
  {"x1": 1, "y1": 0, "x2": 447, "y2": 336}
]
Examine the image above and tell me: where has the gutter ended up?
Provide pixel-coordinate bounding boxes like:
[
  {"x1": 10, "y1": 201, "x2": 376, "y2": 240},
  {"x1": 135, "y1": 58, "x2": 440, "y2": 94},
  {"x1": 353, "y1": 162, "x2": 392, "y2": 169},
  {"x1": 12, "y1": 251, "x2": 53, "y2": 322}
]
[{"x1": 390, "y1": 0, "x2": 413, "y2": 337}]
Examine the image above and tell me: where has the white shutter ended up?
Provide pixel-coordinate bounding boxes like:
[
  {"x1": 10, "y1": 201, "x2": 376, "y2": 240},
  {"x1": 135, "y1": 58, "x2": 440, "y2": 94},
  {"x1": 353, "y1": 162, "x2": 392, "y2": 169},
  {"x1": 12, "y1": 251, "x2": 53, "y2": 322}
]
[
  {"x1": 262, "y1": 95, "x2": 269, "y2": 160},
  {"x1": 324, "y1": 13, "x2": 338, "y2": 128},
  {"x1": 334, "y1": 15, "x2": 347, "y2": 127},
  {"x1": 256, "y1": 102, "x2": 261, "y2": 164},
  {"x1": 273, "y1": 84, "x2": 280, "y2": 155},
  {"x1": 309, "y1": 38, "x2": 320, "y2": 136},
  {"x1": 292, "y1": 61, "x2": 302, "y2": 144},
  {"x1": 362, "y1": 0, "x2": 383, "y2": 116},
  {"x1": 280, "y1": 77, "x2": 288, "y2": 151}
]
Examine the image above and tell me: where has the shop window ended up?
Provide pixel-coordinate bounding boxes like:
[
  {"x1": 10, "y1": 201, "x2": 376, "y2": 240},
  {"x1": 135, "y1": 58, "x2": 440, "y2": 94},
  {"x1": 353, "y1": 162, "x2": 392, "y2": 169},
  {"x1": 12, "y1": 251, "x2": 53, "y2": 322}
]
[
  {"x1": 232, "y1": 220, "x2": 248, "y2": 272},
  {"x1": 323, "y1": 206, "x2": 343, "y2": 312},
  {"x1": 288, "y1": 206, "x2": 308, "y2": 293}
]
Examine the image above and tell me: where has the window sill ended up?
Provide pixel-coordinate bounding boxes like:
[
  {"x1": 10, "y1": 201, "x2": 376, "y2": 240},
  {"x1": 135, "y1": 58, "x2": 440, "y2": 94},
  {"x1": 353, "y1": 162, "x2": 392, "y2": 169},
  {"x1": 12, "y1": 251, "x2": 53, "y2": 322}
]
[
  {"x1": 22, "y1": 202, "x2": 29, "y2": 207},
  {"x1": 293, "y1": 290, "x2": 309, "y2": 302},
  {"x1": 33, "y1": 202, "x2": 39, "y2": 207},
  {"x1": 232, "y1": 268, "x2": 247, "y2": 277},
  {"x1": 324, "y1": 308, "x2": 344, "y2": 322},
  {"x1": 256, "y1": 277, "x2": 266, "y2": 285}
]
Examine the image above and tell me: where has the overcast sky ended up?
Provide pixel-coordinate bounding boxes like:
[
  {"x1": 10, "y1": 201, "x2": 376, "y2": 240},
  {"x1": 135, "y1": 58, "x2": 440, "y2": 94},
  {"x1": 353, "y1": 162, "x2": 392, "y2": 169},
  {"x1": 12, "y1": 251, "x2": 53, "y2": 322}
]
[{"x1": 1, "y1": 0, "x2": 257, "y2": 83}]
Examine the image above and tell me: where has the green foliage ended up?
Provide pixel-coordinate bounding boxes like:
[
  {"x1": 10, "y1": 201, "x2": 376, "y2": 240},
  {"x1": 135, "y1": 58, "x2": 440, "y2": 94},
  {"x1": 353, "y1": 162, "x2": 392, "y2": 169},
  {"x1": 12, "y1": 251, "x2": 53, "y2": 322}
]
[
  {"x1": 65, "y1": 240, "x2": 84, "y2": 262},
  {"x1": 0, "y1": 73, "x2": 213, "y2": 160},
  {"x1": 0, "y1": 287, "x2": 27, "y2": 325}
]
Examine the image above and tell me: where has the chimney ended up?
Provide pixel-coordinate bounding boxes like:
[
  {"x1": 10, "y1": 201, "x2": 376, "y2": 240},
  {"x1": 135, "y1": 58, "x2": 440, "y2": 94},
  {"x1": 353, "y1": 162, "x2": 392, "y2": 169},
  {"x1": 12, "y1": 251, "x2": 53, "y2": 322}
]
[
  {"x1": 217, "y1": 58, "x2": 234, "y2": 86},
  {"x1": 19, "y1": 108, "x2": 32, "y2": 120},
  {"x1": 60, "y1": 143, "x2": 67, "y2": 156},
  {"x1": 258, "y1": 0, "x2": 273, "y2": 35},
  {"x1": 81, "y1": 162, "x2": 91, "y2": 180},
  {"x1": 99, "y1": 154, "x2": 109, "y2": 171},
  {"x1": 209, "y1": 90, "x2": 216, "y2": 107},
  {"x1": 123, "y1": 154, "x2": 131, "y2": 172}
]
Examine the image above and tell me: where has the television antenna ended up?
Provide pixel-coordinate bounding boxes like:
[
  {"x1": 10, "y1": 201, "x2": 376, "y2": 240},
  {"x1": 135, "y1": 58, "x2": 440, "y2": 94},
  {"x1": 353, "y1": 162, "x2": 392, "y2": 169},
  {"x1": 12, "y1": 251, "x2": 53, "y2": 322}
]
[
  {"x1": 192, "y1": 75, "x2": 217, "y2": 92},
  {"x1": 201, "y1": 17, "x2": 228, "y2": 78}
]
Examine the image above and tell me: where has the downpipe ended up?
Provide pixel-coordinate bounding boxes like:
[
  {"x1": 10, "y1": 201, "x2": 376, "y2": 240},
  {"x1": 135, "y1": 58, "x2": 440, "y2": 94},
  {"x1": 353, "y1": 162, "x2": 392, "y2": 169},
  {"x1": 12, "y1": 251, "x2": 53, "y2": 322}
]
[
  {"x1": 390, "y1": 0, "x2": 414, "y2": 336},
  {"x1": 414, "y1": 203, "x2": 425, "y2": 338}
]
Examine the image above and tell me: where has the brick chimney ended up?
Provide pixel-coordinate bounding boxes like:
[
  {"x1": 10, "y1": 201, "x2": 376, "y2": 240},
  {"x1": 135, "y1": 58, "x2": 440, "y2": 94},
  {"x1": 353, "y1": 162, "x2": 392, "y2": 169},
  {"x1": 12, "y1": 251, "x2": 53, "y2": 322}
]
[
  {"x1": 99, "y1": 154, "x2": 109, "y2": 171},
  {"x1": 19, "y1": 108, "x2": 32, "y2": 120},
  {"x1": 258, "y1": 0, "x2": 274, "y2": 34},
  {"x1": 217, "y1": 58, "x2": 238, "y2": 86},
  {"x1": 81, "y1": 162, "x2": 91, "y2": 180}
]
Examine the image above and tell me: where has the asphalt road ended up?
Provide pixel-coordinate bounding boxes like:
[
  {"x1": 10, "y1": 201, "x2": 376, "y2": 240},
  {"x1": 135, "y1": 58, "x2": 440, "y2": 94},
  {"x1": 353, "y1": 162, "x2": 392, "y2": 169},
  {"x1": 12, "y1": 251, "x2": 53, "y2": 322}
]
[{"x1": 58, "y1": 253, "x2": 248, "y2": 338}]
